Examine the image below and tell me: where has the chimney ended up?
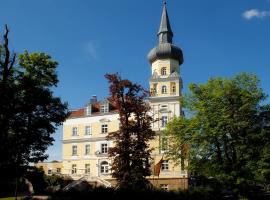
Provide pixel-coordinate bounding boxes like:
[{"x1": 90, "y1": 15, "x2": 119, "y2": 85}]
[{"x1": 90, "y1": 95, "x2": 97, "y2": 104}]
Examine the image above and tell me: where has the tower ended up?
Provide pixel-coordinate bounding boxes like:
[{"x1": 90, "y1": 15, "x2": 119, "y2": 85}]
[{"x1": 148, "y1": 2, "x2": 183, "y2": 130}]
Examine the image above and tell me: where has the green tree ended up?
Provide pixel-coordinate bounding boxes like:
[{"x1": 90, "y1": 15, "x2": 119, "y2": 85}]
[
  {"x1": 165, "y1": 73, "x2": 270, "y2": 197},
  {"x1": 0, "y1": 25, "x2": 68, "y2": 182},
  {"x1": 105, "y1": 73, "x2": 155, "y2": 190}
]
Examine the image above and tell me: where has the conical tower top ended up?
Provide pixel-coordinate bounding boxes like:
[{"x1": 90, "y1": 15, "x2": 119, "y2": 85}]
[{"x1": 158, "y1": 1, "x2": 173, "y2": 43}]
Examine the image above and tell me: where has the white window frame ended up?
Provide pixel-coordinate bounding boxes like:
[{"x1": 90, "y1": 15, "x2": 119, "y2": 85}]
[
  {"x1": 85, "y1": 144, "x2": 90, "y2": 155},
  {"x1": 100, "y1": 103, "x2": 109, "y2": 113},
  {"x1": 101, "y1": 143, "x2": 108, "y2": 154},
  {"x1": 161, "y1": 86, "x2": 167, "y2": 94},
  {"x1": 101, "y1": 124, "x2": 108, "y2": 134},
  {"x1": 85, "y1": 126, "x2": 91, "y2": 135},
  {"x1": 160, "y1": 184, "x2": 169, "y2": 190},
  {"x1": 72, "y1": 145, "x2": 77, "y2": 156},
  {"x1": 161, "y1": 160, "x2": 169, "y2": 171},
  {"x1": 161, "y1": 67, "x2": 167, "y2": 75},
  {"x1": 71, "y1": 164, "x2": 77, "y2": 174},
  {"x1": 161, "y1": 116, "x2": 168, "y2": 127},
  {"x1": 85, "y1": 164, "x2": 90, "y2": 174},
  {"x1": 86, "y1": 105, "x2": 91, "y2": 116},
  {"x1": 100, "y1": 161, "x2": 109, "y2": 174},
  {"x1": 72, "y1": 127, "x2": 78, "y2": 136}
]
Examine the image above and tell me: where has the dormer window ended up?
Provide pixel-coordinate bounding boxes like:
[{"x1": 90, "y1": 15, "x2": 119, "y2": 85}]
[
  {"x1": 100, "y1": 103, "x2": 109, "y2": 113},
  {"x1": 86, "y1": 105, "x2": 92, "y2": 116},
  {"x1": 161, "y1": 67, "x2": 167, "y2": 75}
]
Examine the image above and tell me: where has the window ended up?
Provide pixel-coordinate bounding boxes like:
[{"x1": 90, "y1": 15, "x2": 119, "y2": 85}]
[
  {"x1": 85, "y1": 144, "x2": 90, "y2": 155},
  {"x1": 48, "y1": 169, "x2": 52, "y2": 174},
  {"x1": 100, "y1": 161, "x2": 109, "y2": 174},
  {"x1": 56, "y1": 168, "x2": 61, "y2": 173},
  {"x1": 160, "y1": 184, "x2": 168, "y2": 190},
  {"x1": 161, "y1": 67, "x2": 167, "y2": 75},
  {"x1": 72, "y1": 164, "x2": 77, "y2": 174},
  {"x1": 100, "y1": 103, "x2": 109, "y2": 113},
  {"x1": 161, "y1": 137, "x2": 168, "y2": 152},
  {"x1": 161, "y1": 116, "x2": 168, "y2": 127},
  {"x1": 101, "y1": 143, "x2": 108, "y2": 154},
  {"x1": 86, "y1": 105, "x2": 91, "y2": 116},
  {"x1": 161, "y1": 86, "x2": 167, "y2": 94},
  {"x1": 172, "y1": 85, "x2": 176, "y2": 93},
  {"x1": 161, "y1": 160, "x2": 169, "y2": 171},
  {"x1": 85, "y1": 164, "x2": 90, "y2": 174},
  {"x1": 72, "y1": 145, "x2": 77, "y2": 156},
  {"x1": 72, "y1": 127, "x2": 78, "y2": 136},
  {"x1": 85, "y1": 126, "x2": 91, "y2": 135},
  {"x1": 101, "y1": 124, "x2": 108, "y2": 133}
]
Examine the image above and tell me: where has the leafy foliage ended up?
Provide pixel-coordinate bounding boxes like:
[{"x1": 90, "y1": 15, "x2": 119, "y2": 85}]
[
  {"x1": 165, "y1": 73, "x2": 270, "y2": 197},
  {"x1": 0, "y1": 25, "x2": 68, "y2": 180},
  {"x1": 105, "y1": 73, "x2": 155, "y2": 190}
]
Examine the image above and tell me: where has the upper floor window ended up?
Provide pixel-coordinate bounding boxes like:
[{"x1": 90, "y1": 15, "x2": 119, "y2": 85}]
[
  {"x1": 161, "y1": 137, "x2": 168, "y2": 152},
  {"x1": 161, "y1": 67, "x2": 167, "y2": 75},
  {"x1": 161, "y1": 160, "x2": 169, "y2": 171},
  {"x1": 85, "y1": 126, "x2": 91, "y2": 135},
  {"x1": 86, "y1": 105, "x2": 91, "y2": 116},
  {"x1": 101, "y1": 124, "x2": 108, "y2": 134},
  {"x1": 56, "y1": 168, "x2": 61, "y2": 173},
  {"x1": 72, "y1": 127, "x2": 78, "y2": 136},
  {"x1": 100, "y1": 161, "x2": 109, "y2": 174},
  {"x1": 161, "y1": 86, "x2": 167, "y2": 94},
  {"x1": 72, "y1": 145, "x2": 77, "y2": 156},
  {"x1": 161, "y1": 116, "x2": 168, "y2": 127},
  {"x1": 85, "y1": 144, "x2": 90, "y2": 155},
  {"x1": 101, "y1": 143, "x2": 108, "y2": 154},
  {"x1": 100, "y1": 103, "x2": 109, "y2": 113}
]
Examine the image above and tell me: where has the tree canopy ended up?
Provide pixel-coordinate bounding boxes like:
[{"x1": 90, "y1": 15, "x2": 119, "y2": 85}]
[
  {"x1": 105, "y1": 73, "x2": 155, "y2": 190},
  {"x1": 164, "y1": 73, "x2": 270, "y2": 197},
  {"x1": 0, "y1": 25, "x2": 68, "y2": 179}
]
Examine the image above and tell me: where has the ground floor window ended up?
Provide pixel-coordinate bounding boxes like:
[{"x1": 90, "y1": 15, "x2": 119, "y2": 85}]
[
  {"x1": 160, "y1": 184, "x2": 168, "y2": 190},
  {"x1": 71, "y1": 164, "x2": 77, "y2": 174},
  {"x1": 100, "y1": 161, "x2": 109, "y2": 174},
  {"x1": 85, "y1": 164, "x2": 90, "y2": 174},
  {"x1": 161, "y1": 160, "x2": 169, "y2": 171}
]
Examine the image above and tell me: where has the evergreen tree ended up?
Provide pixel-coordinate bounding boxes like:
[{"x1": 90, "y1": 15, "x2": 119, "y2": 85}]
[{"x1": 105, "y1": 73, "x2": 155, "y2": 190}]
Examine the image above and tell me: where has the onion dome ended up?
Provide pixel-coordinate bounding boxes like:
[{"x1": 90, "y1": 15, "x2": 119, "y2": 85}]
[{"x1": 147, "y1": 2, "x2": 183, "y2": 65}]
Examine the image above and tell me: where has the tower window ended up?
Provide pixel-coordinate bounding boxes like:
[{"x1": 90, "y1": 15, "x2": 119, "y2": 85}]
[
  {"x1": 161, "y1": 67, "x2": 167, "y2": 75},
  {"x1": 161, "y1": 86, "x2": 167, "y2": 94},
  {"x1": 172, "y1": 85, "x2": 176, "y2": 93}
]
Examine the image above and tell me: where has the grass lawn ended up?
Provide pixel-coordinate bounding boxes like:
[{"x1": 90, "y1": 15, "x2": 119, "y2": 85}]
[{"x1": 0, "y1": 197, "x2": 24, "y2": 200}]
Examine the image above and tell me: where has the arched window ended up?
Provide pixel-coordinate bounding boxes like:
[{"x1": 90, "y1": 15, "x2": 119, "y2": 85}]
[
  {"x1": 161, "y1": 67, "x2": 167, "y2": 75},
  {"x1": 161, "y1": 86, "x2": 167, "y2": 94},
  {"x1": 100, "y1": 161, "x2": 109, "y2": 174}
]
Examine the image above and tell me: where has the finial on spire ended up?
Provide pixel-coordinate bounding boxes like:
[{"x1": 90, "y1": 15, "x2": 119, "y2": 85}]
[{"x1": 163, "y1": 0, "x2": 167, "y2": 5}]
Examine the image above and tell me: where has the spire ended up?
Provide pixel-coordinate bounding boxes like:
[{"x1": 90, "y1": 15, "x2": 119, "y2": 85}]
[{"x1": 158, "y1": 1, "x2": 173, "y2": 44}]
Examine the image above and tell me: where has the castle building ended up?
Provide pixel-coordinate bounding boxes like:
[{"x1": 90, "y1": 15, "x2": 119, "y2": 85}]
[{"x1": 62, "y1": 2, "x2": 187, "y2": 190}]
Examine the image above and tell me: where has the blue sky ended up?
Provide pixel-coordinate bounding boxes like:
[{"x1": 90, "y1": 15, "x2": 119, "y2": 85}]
[{"x1": 1, "y1": 0, "x2": 270, "y2": 161}]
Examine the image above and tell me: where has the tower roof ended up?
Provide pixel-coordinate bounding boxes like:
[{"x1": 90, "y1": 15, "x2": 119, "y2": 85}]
[
  {"x1": 147, "y1": 2, "x2": 183, "y2": 64},
  {"x1": 158, "y1": 2, "x2": 173, "y2": 37}
]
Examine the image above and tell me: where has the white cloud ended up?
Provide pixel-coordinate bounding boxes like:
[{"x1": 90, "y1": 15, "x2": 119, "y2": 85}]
[
  {"x1": 242, "y1": 9, "x2": 270, "y2": 20},
  {"x1": 85, "y1": 41, "x2": 99, "y2": 61}
]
